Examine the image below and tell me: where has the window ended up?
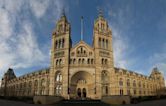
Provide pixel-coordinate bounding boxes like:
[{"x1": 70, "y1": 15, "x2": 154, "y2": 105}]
[
  {"x1": 127, "y1": 89, "x2": 130, "y2": 95},
  {"x1": 55, "y1": 40, "x2": 58, "y2": 49},
  {"x1": 82, "y1": 58, "x2": 85, "y2": 64},
  {"x1": 59, "y1": 59, "x2": 62, "y2": 65},
  {"x1": 105, "y1": 86, "x2": 108, "y2": 94},
  {"x1": 41, "y1": 79, "x2": 45, "y2": 87},
  {"x1": 120, "y1": 89, "x2": 123, "y2": 95},
  {"x1": 102, "y1": 58, "x2": 104, "y2": 64},
  {"x1": 119, "y1": 78, "x2": 123, "y2": 86},
  {"x1": 101, "y1": 70, "x2": 109, "y2": 83},
  {"x1": 134, "y1": 89, "x2": 136, "y2": 95},
  {"x1": 56, "y1": 72, "x2": 62, "y2": 82},
  {"x1": 78, "y1": 59, "x2": 81, "y2": 64},
  {"x1": 91, "y1": 59, "x2": 94, "y2": 64},
  {"x1": 55, "y1": 85, "x2": 62, "y2": 95},
  {"x1": 73, "y1": 59, "x2": 76, "y2": 64},
  {"x1": 106, "y1": 40, "x2": 108, "y2": 49},
  {"x1": 99, "y1": 38, "x2": 101, "y2": 47},
  {"x1": 102, "y1": 39, "x2": 105, "y2": 48},
  {"x1": 87, "y1": 59, "x2": 90, "y2": 64},
  {"x1": 58, "y1": 40, "x2": 61, "y2": 48},
  {"x1": 138, "y1": 81, "x2": 141, "y2": 88},
  {"x1": 127, "y1": 79, "x2": 130, "y2": 86},
  {"x1": 133, "y1": 80, "x2": 136, "y2": 87},
  {"x1": 105, "y1": 59, "x2": 107, "y2": 65},
  {"x1": 56, "y1": 60, "x2": 59, "y2": 66}
]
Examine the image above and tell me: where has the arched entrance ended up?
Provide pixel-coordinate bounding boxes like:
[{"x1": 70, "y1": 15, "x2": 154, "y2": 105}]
[
  {"x1": 70, "y1": 71, "x2": 93, "y2": 99},
  {"x1": 77, "y1": 88, "x2": 81, "y2": 97},
  {"x1": 82, "y1": 88, "x2": 86, "y2": 98}
]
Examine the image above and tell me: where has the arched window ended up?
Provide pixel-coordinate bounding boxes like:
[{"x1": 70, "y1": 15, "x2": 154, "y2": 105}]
[
  {"x1": 78, "y1": 59, "x2": 81, "y2": 64},
  {"x1": 56, "y1": 60, "x2": 59, "y2": 65},
  {"x1": 58, "y1": 39, "x2": 61, "y2": 48},
  {"x1": 127, "y1": 79, "x2": 130, "y2": 86},
  {"x1": 99, "y1": 38, "x2": 101, "y2": 47},
  {"x1": 119, "y1": 78, "x2": 123, "y2": 86},
  {"x1": 91, "y1": 59, "x2": 94, "y2": 64},
  {"x1": 102, "y1": 58, "x2": 104, "y2": 64},
  {"x1": 34, "y1": 80, "x2": 38, "y2": 88},
  {"x1": 41, "y1": 79, "x2": 45, "y2": 87},
  {"x1": 81, "y1": 47, "x2": 83, "y2": 53},
  {"x1": 105, "y1": 59, "x2": 107, "y2": 65},
  {"x1": 138, "y1": 81, "x2": 141, "y2": 88},
  {"x1": 60, "y1": 39, "x2": 62, "y2": 48},
  {"x1": 83, "y1": 50, "x2": 86, "y2": 55},
  {"x1": 41, "y1": 79, "x2": 45, "y2": 95},
  {"x1": 133, "y1": 80, "x2": 136, "y2": 87},
  {"x1": 87, "y1": 59, "x2": 90, "y2": 64},
  {"x1": 55, "y1": 40, "x2": 58, "y2": 49},
  {"x1": 82, "y1": 58, "x2": 85, "y2": 64},
  {"x1": 102, "y1": 39, "x2": 105, "y2": 48},
  {"x1": 55, "y1": 72, "x2": 62, "y2": 82},
  {"x1": 106, "y1": 39, "x2": 108, "y2": 49},
  {"x1": 34, "y1": 80, "x2": 38, "y2": 95},
  {"x1": 77, "y1": 51, "x2": 80, "y2": 55},
  {"x1": 105, "y1": 86, "x2": 108, "y2": 94},
  {"x1": 59, "y1": 59, "x2": 62, "y2": 65},
  {"x1": 73, "y1": 59, "x2": 76, "y2": 64}
]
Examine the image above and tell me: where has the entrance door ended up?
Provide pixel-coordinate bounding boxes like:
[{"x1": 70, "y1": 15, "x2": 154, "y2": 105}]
[
  {"x1": 77, "y1": 88, "x2": 81, "y2": 97},
  {"x1": 82, "y1": 88, "x2": 86, "y2": 98}
]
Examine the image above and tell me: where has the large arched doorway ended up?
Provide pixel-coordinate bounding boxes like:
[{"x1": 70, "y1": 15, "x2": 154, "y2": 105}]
[{"x1": 70, "y1": 71, "x2": 93, "y2": 99}]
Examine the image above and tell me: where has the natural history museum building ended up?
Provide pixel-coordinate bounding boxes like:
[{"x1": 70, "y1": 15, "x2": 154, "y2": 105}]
[{"x1": 0, "y1": 12, "x2": 165, "y2": 100}]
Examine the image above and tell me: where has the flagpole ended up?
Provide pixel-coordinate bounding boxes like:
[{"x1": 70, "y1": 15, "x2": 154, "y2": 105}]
[{"x1": 81, "y1": 16, "x2": 83, "y2": 41}]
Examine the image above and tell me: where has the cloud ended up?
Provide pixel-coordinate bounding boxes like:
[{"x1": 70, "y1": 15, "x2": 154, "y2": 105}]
[
  {"x1": 29, "y1": 0, "x2": 50, "y2": 18},
  {"x1": 111, "y1": 27, "x2": 129, "y2": 68},
  {"x1": 0, "y1": 0, "x2": 64, "y2": 79},
  {"x1": 107, "y1": 4, "x2": 135, "y2": 70},
  {"x1": 148, "y1": 43, "x2": 166, "y2": 80}
]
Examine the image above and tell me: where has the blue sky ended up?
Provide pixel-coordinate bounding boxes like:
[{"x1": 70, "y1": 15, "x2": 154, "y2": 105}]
[{"x1": 0, "y1": 0, "x2": 166, "y2": 83}]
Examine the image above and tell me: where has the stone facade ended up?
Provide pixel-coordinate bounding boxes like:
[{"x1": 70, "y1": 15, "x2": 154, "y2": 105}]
[{"x1": 0, "y1": 13, "x2": 165, "y2": 100}]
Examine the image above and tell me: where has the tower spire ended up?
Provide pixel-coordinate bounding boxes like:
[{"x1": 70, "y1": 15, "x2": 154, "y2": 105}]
[
  {"x1": 61, "y1": 8, "x2": 65, "y2": 17},
  {"x1": 97, "y1": 7, "x2": 103, "y2": 17},
  {"x1": 81, "y1": 16, "x2": 83, "y2": 41}
]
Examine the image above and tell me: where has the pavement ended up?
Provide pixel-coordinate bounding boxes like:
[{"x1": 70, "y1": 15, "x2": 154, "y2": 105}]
[{"x1": 0, "y1": 99, "x2": 166, "y2": 106}]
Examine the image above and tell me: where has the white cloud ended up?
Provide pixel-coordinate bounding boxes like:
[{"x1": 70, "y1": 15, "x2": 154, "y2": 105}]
[
  {"x1": 13, "y1": 21, "x2": 46, "y2": 69},
  {"x1": 112, "y1": 27, "x2": 129, "y2": 68},
  {"x1": 0, "y1": 0, "x2": 64, "y2": 79},
  {"x1": 29, "y1": 0, "x2": 50, "y2": 18},
  {"x1": 0, "y1": 8, "x2": 12, "y2": 39},
  {"x1": 149, "y1": 43, "x2": 166, "y2": 83}
]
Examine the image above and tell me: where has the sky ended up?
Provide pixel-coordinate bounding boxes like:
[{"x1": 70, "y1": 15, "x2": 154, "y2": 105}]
[{"x1": 0, "y1": 0, "x2": 166, "y2": 84}]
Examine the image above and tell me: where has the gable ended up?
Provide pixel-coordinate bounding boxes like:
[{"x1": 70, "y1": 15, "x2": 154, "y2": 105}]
[{"x1": 70, "y1": 41, "x2": 94, "y2": 57}]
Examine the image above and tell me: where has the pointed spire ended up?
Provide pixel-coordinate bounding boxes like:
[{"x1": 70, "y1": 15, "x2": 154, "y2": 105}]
[
  {"x1": 97, "y1": 7, "x2": 103, "y2": 17},
  {"x1": 60, "y1": 8, "x2": 67, "y2": 21},
  {"x1": 61, "y1": 8, "x2": 66, "y2": 17}
]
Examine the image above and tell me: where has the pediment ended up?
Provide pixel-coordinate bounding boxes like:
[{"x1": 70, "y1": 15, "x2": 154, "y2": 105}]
[{"x1": 70, "y1": 40, "x2": 94, "y2": 57}]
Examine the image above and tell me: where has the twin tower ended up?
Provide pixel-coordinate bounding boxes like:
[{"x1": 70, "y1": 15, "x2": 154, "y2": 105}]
[{"x1": 49, "y1": 13, "x2": 114, "y2": 99}]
